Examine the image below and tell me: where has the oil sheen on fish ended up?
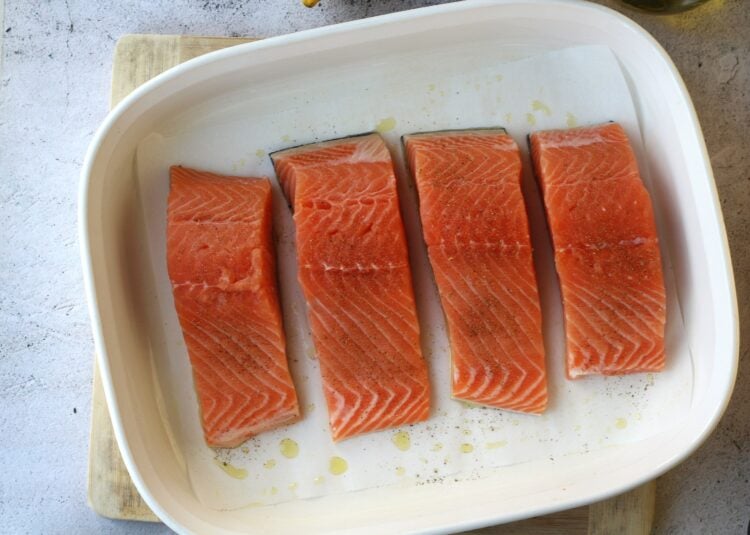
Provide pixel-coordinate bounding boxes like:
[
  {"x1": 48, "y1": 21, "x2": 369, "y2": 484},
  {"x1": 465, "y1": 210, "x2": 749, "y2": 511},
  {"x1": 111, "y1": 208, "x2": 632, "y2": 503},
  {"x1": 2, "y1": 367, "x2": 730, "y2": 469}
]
[
  {"x1": 272, "y1": 133, "x2": 431, "y2": 441},
  {"x1": 529, "y1": 123, "x2": 666, "y2": 378},
  {"x1": 404, "y1": 129, "x2": 548, "y2": 413},
  {"x1": 167, "y1": 166, "x2": 300, "y2": 448}
]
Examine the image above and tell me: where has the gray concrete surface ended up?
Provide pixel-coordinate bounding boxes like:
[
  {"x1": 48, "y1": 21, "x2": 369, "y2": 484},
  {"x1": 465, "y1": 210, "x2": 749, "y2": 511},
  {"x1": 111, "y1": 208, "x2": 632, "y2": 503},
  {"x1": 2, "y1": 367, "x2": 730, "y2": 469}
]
[{"x1": 0, "y1": 0, "x2": 747, "y2": 533}]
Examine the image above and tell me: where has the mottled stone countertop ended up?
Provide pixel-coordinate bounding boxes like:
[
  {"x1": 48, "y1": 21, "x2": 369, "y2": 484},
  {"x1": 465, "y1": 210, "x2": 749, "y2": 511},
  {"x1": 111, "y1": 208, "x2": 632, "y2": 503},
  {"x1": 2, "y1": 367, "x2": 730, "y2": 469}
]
[{"x1": 0, "y1": 0, "x2": 746, "y2": 533}]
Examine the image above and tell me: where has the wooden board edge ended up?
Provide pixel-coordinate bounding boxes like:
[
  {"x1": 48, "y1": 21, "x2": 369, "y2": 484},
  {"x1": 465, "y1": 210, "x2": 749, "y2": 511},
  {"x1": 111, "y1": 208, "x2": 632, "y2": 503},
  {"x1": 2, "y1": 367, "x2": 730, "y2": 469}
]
[
  {"x1": 588, "y1": 480, "x2": 656, "y2": 535},
  {"x1": 110, "y1": 34, "x2": 253, "y2": 106},
  {"x1": 88, "y1": 360, "x2": 160, "y2": 521}
]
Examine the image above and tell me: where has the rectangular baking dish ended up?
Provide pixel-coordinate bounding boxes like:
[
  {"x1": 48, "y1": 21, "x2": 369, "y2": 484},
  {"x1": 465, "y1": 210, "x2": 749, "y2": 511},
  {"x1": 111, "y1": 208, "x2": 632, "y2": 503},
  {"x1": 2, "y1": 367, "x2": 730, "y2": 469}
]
[{"x1": 79, "y1": 1, "x2": 738, "y2": 533}]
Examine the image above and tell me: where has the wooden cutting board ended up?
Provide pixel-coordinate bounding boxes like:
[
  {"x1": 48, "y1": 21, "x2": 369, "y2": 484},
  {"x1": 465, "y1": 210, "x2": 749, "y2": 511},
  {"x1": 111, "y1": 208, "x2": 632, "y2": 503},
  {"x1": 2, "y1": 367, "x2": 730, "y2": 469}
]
[{"x1": 87, "y1": 34, "x2": 656, "y2": 534}]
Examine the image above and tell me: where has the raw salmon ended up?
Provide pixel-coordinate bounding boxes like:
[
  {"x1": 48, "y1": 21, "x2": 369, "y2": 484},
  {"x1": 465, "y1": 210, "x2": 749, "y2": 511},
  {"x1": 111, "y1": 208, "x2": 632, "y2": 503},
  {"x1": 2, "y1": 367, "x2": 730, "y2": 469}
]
[
  {"x1": 404, "y1": 129, "x2": 548, "y2": 413},
  {"x1": 167, "y1": 166, "x2": 299, "y2": 448},
  {"x1": 529, "y1": 123, "x2": 666, "y2": 378},
  {"x1": 271, "y1": 134, "x2": 430, "y2": 441}
]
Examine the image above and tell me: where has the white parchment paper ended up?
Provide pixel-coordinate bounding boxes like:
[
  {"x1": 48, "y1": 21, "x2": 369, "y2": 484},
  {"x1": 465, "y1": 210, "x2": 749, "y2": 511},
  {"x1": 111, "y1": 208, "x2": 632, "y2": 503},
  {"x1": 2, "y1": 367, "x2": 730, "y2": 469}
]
[{"x1": 136, "y1": 45, "x2": 692, "y2": 510}]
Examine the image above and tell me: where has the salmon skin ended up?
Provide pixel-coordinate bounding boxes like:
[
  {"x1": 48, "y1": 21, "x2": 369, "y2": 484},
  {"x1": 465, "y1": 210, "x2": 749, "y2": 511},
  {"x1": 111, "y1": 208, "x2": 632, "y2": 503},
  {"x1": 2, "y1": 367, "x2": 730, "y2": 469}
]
[
  {"x1": 167, "y1": 166, "x2": 300, "y2": 448},
  {"x1": 404, "y1": 129, "x2": 548, "y2": 414},
  {"x1": 271, "y1": 133, "x2": 431, "y2": 441},
  {"x1": 529, "y1": 123, "x2": 666, "y2": 378}
]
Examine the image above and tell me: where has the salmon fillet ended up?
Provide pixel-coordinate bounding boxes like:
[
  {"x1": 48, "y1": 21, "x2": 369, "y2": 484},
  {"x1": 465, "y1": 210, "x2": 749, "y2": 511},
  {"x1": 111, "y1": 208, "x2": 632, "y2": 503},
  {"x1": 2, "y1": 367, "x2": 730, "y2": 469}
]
[
  {"x1": 529, "y1": 123, "x2": 666, "y2": 378},
  {"x1": 404, "y1": 130, "x2": 548, "y2": 413},
  {"x1": 271, "y1": 134, "x2": 430, "y2": 441},
  {"x1": 167, "y1": 166, "x2": 299, "y2": 448}
]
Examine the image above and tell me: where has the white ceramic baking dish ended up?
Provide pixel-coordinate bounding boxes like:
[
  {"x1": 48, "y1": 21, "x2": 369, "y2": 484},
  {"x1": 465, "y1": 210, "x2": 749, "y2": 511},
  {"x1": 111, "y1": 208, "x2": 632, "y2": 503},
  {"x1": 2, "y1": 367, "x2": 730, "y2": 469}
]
[{"x1": 79, "y1": 1, "x2": 738, "y2": 533}]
